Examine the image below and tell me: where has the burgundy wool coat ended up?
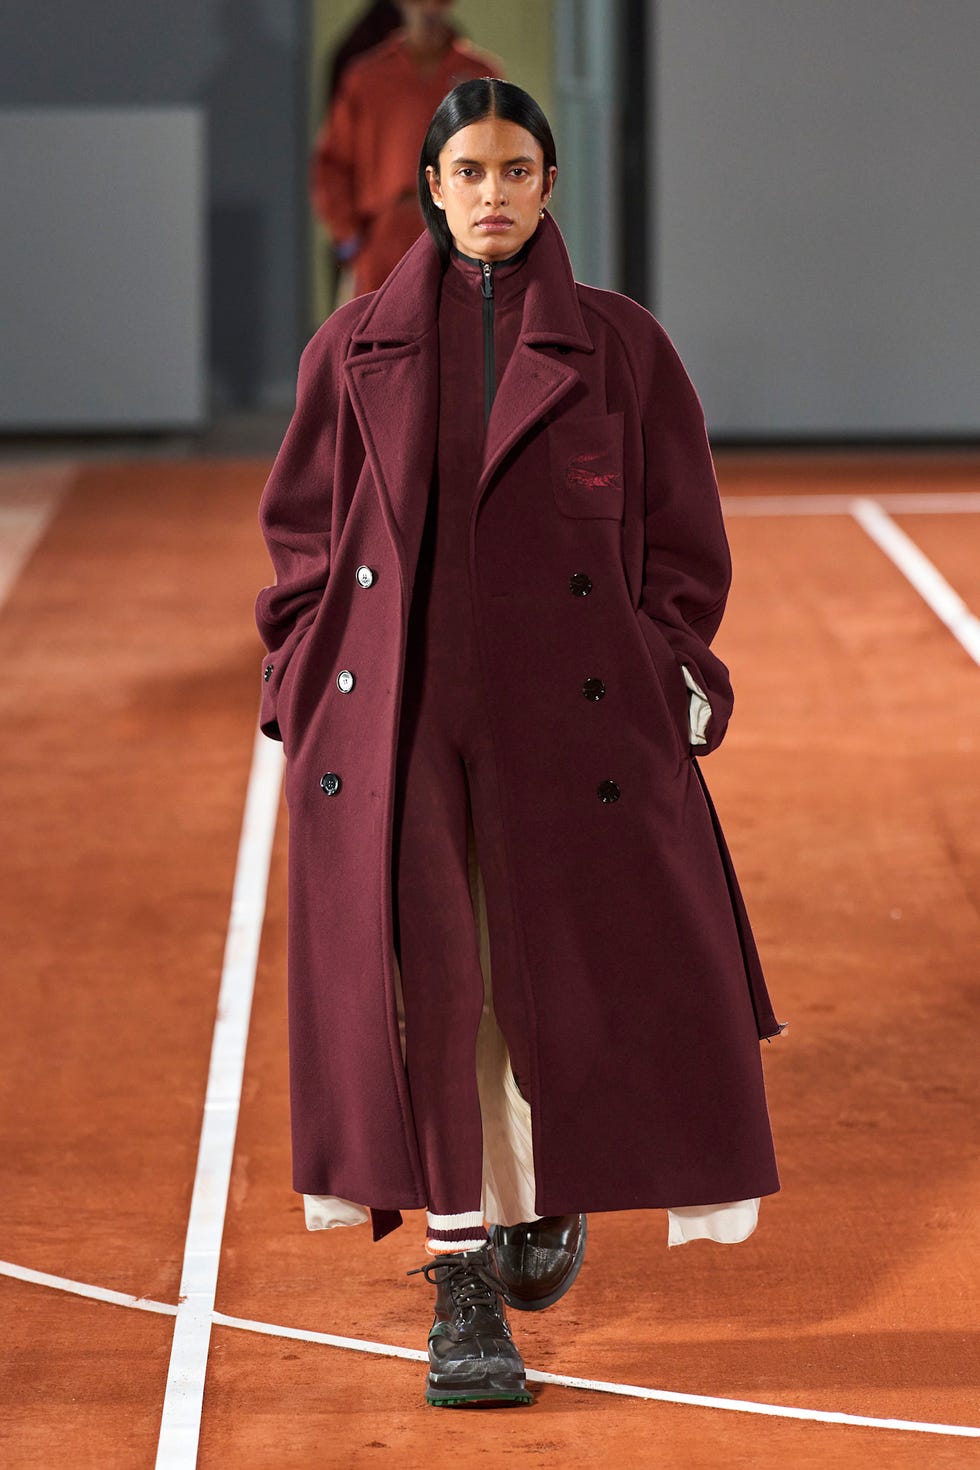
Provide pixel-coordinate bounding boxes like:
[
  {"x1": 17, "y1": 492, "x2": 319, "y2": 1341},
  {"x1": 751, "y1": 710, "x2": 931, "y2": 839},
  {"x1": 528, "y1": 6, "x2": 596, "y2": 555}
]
[{"x1": 255, "y1": 212, "x2": 782, "y2": 1236}]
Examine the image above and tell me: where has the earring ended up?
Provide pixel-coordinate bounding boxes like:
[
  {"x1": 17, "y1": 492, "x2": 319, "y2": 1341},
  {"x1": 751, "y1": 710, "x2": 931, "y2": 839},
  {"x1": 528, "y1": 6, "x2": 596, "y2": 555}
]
[{"x1": 435, "y1": 201, "x2": 445, "y2": 210}]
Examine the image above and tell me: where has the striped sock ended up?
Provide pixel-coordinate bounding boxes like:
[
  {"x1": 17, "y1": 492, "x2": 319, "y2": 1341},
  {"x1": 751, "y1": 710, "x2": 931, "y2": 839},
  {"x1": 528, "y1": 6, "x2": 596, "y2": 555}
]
[{"x1": 425, "y1": 1210, "x2": 488, "y2": 1255}]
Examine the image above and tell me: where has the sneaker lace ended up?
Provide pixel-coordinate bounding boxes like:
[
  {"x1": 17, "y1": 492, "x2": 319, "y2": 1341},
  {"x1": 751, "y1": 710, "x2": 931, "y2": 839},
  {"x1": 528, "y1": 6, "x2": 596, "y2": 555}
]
[{"x1": 406, "y1": 1251, "x2": 507, "y2": 1310}]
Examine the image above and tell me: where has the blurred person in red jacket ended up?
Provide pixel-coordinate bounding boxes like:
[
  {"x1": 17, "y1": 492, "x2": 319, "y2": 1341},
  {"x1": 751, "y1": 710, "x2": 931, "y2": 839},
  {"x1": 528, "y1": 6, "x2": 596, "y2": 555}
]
[
  {"x1": 311, "y1": 0, "x2": 503, "y2": 299},
  {"x1": 327, "y1": 1, "x2": 402, "y2": 99}
]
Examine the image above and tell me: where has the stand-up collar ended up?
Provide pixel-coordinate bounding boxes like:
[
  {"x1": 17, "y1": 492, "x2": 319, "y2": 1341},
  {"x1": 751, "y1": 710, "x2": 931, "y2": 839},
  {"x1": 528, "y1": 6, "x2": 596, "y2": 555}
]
[
  {"x1": 350, "y1": 211, "x2": 594, "y2": 353},
  {"x1": 443, "y1": 238, "x2": 530, "y2": 309}
]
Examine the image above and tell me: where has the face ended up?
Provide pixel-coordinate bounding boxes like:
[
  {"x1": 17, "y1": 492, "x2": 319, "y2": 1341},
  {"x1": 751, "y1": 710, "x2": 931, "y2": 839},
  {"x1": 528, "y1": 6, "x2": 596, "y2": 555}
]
[
  {"x1": 426, "y1": 117, "x2": 557, "y2": 262},
  {"x1": 398, "y1": 0, "x2": 454, "y2": 42}
]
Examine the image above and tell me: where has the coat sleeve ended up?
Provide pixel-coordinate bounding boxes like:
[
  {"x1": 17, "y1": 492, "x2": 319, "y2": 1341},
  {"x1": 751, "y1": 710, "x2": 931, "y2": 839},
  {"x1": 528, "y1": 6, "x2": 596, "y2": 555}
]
[
  {"x1": 254, "y1": 326, "x2": 339, "y2": 742},
  {"x1": 637, "y1": 318, "x2": 734, "y2": 755}
]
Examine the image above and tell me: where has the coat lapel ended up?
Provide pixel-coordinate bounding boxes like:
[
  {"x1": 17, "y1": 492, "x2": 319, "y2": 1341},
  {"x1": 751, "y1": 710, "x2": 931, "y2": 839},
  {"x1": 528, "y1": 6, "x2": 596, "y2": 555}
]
[
  {"x1": 478, "y1": 344, "x2": 579, "y2": 494},
  {"x1": 345, "y1": 338, "x2": 437, "y2": 571},
  {"x1": 343, "y1": 213, "x2": 595, "y2": 555},
  {"x1": 477, "y1": 212, "x2": 594, "y2": 498},
  {"x1": 344, "y1": 233, "x2": 442, "y2": 574}
]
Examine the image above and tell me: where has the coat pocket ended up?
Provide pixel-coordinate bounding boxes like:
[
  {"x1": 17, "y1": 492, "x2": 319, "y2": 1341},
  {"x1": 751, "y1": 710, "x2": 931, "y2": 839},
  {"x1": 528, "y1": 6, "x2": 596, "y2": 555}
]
[
  {"x1": 635, "y1": 608, "x2": 691, "y2": 760},
  {"x1": 548, "y1": 411, "x2": 625, "y2": 520},
  {"x1": 276, "y1": 623, "x2": 321, "y2": 759}
]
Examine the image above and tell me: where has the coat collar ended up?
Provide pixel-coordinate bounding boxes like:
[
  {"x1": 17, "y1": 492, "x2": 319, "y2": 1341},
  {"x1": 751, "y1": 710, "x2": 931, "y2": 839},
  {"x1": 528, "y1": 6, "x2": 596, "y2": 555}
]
[
  {"x1": 344, "y1": 213, "x2": 592, "y2": 568},
  {"x1": 350, "y1": 210, "x2": 594, "y2": 354}
]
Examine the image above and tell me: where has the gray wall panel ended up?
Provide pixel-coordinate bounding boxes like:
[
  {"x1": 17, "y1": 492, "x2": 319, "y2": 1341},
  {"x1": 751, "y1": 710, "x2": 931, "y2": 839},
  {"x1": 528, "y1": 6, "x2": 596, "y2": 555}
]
[
  {"x1": 0, "y1": 110, "x2": 205, "y2": 429},
  {"x1": 651, "y1": 1, "x2": 980, "y2": 437},
  {"x1": 0, "y1": 0, "x2": 307, "y2": 412}
]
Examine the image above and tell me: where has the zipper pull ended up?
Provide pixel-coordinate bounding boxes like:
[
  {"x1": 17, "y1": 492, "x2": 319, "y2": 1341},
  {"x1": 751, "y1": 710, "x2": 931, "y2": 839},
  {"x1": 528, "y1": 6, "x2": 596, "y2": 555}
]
[{"x1": 481, "y1": 260, "x2": 494, "y2": 299}]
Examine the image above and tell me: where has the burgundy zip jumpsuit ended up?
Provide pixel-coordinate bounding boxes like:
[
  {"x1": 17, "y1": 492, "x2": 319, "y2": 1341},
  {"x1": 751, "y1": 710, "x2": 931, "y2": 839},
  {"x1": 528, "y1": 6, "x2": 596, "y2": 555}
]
[{"x1": 391, "y1": 243, "x2": 531, "y2": 1232}]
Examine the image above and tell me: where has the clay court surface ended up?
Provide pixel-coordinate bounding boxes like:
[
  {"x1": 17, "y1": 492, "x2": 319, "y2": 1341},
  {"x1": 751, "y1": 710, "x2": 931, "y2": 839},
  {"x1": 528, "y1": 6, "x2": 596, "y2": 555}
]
[{"x1": 1, "y1": 450, "x2": 978, "y2": 1467}]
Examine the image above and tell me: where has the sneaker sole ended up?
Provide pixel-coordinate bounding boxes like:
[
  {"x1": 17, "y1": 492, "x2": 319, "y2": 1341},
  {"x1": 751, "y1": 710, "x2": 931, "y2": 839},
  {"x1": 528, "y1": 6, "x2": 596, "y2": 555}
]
[
  {"x1": 426, "y1": 1362, "x2": 533, "y2": 1407},
  {"x1": 427, "y1": 1387, "x2": 533, "y2": 1407}
]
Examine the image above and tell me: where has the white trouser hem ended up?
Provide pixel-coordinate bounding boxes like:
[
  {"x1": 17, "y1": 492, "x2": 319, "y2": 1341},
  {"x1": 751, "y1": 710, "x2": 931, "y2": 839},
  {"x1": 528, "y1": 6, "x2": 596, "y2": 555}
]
[
  {"x1": 666, "y1": 1197, "x2": 760, "y2": 1246},
  {"x1": 303, "y1": 1195, "x2": 370, "y2": 1230}
]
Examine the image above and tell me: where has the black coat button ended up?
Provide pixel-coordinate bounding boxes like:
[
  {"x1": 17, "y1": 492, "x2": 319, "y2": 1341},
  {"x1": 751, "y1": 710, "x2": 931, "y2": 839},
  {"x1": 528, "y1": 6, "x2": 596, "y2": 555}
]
[
  {"x1": 336, "y1": 669, "x2": 355, "y2": 693},
  {"x1": 263, "y1": 664, "x2": 274, "y2": 681},
  {"x1": 355, "y1": 565, "x2": 376, "y2": 588},
  {"x1": 320, "y1": 772, "x2": 342, "y2": 796},
  {"x1": 597, "y1": 779, "x2": 620, "y2": 803},
  {"x1": 582, "y1": 677, "x2": 606, "y2": 701},
  {"x1": 569, "y1": 571, "x2": 593, "y2": 597}
]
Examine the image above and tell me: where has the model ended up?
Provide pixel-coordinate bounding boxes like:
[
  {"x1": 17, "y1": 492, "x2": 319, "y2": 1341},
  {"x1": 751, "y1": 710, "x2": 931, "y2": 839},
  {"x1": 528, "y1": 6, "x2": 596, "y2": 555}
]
[{"x1": 256, "y1": 78, "x2": 783, "y2": 1409}]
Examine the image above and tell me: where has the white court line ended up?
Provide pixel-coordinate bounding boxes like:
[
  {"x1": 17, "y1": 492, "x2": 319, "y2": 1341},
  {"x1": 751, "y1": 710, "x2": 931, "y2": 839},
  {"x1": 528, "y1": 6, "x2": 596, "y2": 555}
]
[
  {"x1": 0, "y1": 1258, "x2": 177, "y2": 1316},
  {"x1": 723, "y1": 490, "x2": 980, "y2": 516},
  {"x1": 210, "y1": 1310, "x2": 980, "y2": 1438},
  {"x1": 0, "y1": 471, "x2": 72, "y2": 605},
  {"x1": 850, "y1": 497, "x2": 980, "y2": 669},
  {"x1": 2, "y1": 1259, "x2": 978, "y2": 1439},
  {"x1": 154, "y1": 728, "x2": 285, "y2": 1469}
]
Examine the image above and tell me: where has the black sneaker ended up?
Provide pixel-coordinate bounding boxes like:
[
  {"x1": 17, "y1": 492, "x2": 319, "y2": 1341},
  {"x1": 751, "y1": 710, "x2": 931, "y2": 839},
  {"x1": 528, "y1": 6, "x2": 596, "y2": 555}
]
[
  {"x1": 407, "y1": 1244, "x2": 533, "y2": 1407},
  {"x1": 487, "y1": 1214, "x2": 588, "y2": 1311}
]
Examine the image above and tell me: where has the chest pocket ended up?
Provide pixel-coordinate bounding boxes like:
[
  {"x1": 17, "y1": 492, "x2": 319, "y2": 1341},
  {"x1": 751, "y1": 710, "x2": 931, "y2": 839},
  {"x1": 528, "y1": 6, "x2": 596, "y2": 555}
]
[{"x1": 548, "y1": 411, "x2": 625, "y2": 520}]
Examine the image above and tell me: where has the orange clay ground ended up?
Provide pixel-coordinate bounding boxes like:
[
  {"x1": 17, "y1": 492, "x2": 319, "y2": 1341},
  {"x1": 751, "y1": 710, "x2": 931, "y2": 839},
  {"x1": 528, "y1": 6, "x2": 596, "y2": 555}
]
[{"x1": 1, "y1": 452, "x2": 978, "y2": 1468}]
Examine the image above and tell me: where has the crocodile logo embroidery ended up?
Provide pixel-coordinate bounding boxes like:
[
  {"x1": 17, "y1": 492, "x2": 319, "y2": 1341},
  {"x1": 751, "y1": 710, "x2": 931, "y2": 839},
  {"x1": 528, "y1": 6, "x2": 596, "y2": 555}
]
[{"x1": 567, "y1": 450, "x2": 622, "y2": 491}]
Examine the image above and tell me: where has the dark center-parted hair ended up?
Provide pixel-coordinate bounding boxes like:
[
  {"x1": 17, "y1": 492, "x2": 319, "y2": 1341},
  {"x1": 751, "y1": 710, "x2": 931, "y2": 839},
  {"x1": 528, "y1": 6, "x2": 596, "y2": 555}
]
[{"x1": 417, "y1": 78, "x2": 558, "y2": 263}]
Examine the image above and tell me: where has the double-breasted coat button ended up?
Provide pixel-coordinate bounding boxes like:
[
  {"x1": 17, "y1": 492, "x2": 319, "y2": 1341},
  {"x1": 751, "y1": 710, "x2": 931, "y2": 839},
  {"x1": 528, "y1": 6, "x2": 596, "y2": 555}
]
[
  {"x1": 582, "y1": 676, "x2": 606, "y2": 701},
  {"x1": 320, "y1": 772, "x2": 342, "y2": 796},
  {"x1": 355, "y1": 565, "x2": 376, "y2": 588},
  {"x1": 597, "y1": 779, "x2": 621, "y2": 803},
  {"x1": 337, "y1": 669, "x2": 355, "y2": 693},
  {"x1": 263, "y1": 664, "x2": 274, "y2": 681},
  {"x1": 569, "y1": 571, "x2": 593, "y2": 597}
]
